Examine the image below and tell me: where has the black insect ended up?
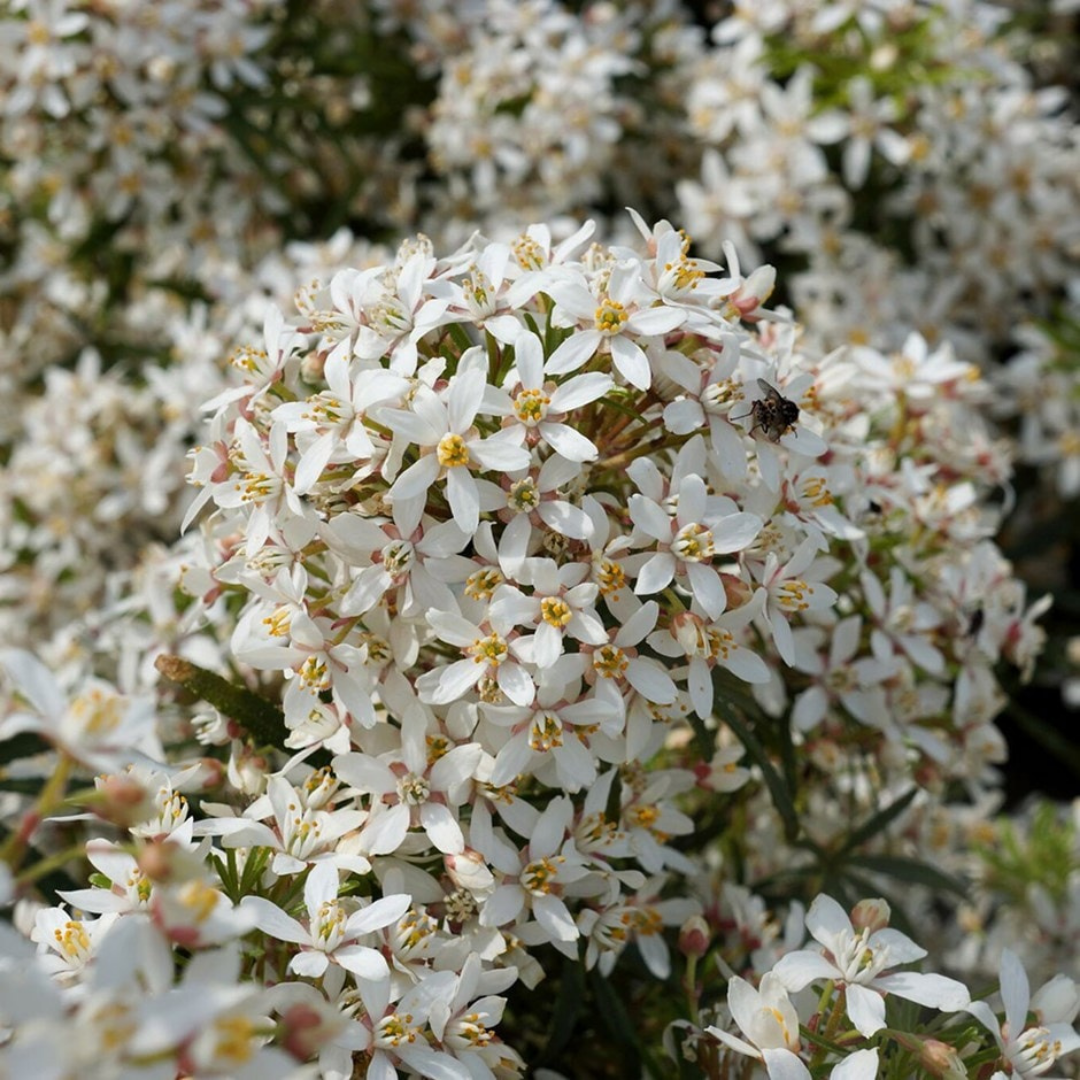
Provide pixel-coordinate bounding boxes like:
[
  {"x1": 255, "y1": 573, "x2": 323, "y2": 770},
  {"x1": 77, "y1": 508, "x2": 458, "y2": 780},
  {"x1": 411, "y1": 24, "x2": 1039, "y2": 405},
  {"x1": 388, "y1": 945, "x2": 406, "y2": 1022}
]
[{"x1": 742, "y1": 379, "x2": 800, "y2": 442}]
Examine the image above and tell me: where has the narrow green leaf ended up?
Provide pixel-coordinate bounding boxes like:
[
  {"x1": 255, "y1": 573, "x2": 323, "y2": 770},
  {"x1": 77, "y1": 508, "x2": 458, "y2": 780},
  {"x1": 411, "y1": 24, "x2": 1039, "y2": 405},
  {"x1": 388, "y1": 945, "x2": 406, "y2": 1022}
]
[
  {"x1": 0, "y1": 732, "x2": 49, "y2": 766},
  {"x1": 155, "y1": 654, "x2": 329, "y2": 767},
  {"x1": 719, "y1": 694, "x2": 800, "y2": 844},
  {"x1": 846, "y1": 854, "x2": 968, "y2": 898},
  {"x1": 839, "y1": 787, "x2": 920, "y2": 855},
  {"x1": 589, "y1": 969, "x2": 665, "y2": 1079}
]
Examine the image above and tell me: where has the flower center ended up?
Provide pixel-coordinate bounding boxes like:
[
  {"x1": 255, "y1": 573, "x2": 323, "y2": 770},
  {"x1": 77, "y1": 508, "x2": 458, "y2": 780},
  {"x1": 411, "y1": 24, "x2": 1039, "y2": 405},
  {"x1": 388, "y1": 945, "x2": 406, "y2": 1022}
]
[
  {"x1": 529, "y1": 710, "x2": 565, "y2": 752},
  {"x1": 437, "y1": 433, "x2": 471, "y2": 467},
  {"x1": 382, "y1": 539, "x2": 415, "y2": 576},
  {"x1": 514, "y1": 388, "x2": 550, "y2": 426},
  {"x1": 592, "y1": 644, "x2": 628, "y2": 679},
  {"x1": 522, "y1": 855, "x2": 564, "y2": 895},
  {"x1": 594, "y1": 297, "x2": 629, "y2": 335},
  {"x1": 469, "y1": 633, "x2": 509, "y2": 666},
  {"x1": 672, "y1": 522, "x2": 715, "y2": 563},
  {"x1": 540, "y1": 596, "x2": 573, "y2": 628},
  {"x1": 397, "y1": 773, "x2": 431, "y2": 806}
]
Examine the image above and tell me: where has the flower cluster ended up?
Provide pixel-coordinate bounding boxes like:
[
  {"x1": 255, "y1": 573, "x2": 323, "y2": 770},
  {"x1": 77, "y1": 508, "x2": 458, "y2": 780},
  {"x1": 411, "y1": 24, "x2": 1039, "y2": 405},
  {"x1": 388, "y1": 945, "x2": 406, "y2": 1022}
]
[{"x1": 1, "y1": 0, "x2": 1079, "y2": 1076}]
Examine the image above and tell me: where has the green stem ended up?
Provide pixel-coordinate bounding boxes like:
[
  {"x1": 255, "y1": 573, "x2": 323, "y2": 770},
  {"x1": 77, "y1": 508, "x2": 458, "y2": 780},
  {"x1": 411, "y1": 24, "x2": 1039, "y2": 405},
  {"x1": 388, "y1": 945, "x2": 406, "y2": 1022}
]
[
  {"x1": 0, "y1": 751, "x2": 75, "y2": 873},
  {"x1": 15, "y1": 842, "x2": 88, "y2": 885}
]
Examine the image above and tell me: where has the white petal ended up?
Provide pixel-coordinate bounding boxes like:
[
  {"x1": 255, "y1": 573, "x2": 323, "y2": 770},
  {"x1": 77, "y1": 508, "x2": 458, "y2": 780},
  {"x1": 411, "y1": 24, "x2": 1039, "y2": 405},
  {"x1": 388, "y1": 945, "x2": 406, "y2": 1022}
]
[
  {"x1": 540, "y1": 422, "x2": 598, "y2": 462},
  {"x1": 845, "y1": 983, "x2": 886, "y2": 1038},
  {"x1": 420, "y1": 803, "x2": 465, "y2": 855},
  {"x1": 635, "y1": 552, "x2": 676, "y2": 595}
]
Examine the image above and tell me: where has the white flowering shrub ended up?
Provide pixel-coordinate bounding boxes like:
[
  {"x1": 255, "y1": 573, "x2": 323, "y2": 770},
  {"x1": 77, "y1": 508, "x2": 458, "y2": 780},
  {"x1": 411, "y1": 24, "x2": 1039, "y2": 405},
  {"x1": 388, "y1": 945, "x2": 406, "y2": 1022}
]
[
  {"x1": 1, "y1": 0, "x2": 1079, "y2": 1078},
  {"x1": 0, "y1": 212, "x2": 1076, "y2": 1078}
]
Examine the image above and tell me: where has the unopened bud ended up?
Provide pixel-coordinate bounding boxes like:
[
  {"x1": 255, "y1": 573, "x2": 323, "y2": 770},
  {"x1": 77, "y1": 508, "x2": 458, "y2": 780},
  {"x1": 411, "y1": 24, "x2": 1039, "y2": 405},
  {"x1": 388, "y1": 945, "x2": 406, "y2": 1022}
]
[
  {"x1": 444, "y1": 847, "x2": 495, "y2": 894},
  {"x1": 851, "y1": 898, "x2": 891, "y2": 933},
  {"x1": 917, "y1": 1039, "x2": 967, "y2": 1079},
  {"x1": 679, "y1": 915, "x2": 711, "y2": 959},
  {"x1": 280, "y1": 1003, "x2": 333, "y2": 1060},
  {"x1": 94, "y1": 775, "x2": 153, "y2": 828}
]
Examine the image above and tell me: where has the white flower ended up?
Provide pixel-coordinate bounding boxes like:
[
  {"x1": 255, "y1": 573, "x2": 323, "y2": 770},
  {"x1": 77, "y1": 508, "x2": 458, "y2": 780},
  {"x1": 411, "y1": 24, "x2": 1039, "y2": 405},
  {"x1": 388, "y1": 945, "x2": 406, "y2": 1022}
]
[
  {"x1": 546, "y1": 262, "x2": 687, "y2": 390},
  {"x1": 967, "y1": 948, "x2": 1080, "y2": 1079},
  {"x1": 385, "y1": 352, "x2": 532, "y2": 534},
  {"x1": 332, "y1": 704, "x2": 482, "y2": 856},
  {"x1": 241, "y1": 861, "x2": 412, "y2": 981},
  {"x1": 772, "y1": 894, "x2": 970, "y2": 1038}
]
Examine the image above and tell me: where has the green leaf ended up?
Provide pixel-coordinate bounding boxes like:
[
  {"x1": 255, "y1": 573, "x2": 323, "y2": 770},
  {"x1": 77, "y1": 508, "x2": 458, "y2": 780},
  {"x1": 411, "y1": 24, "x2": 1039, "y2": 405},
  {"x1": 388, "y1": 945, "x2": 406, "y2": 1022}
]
[
  {"x1": 0, "y1": 732, "x2": 50, "y2": 766},
  {"x1": 589, "y1": 969, "x2": 665, "y2": 1079},
  {"x1": 154, "y1": 655, "x2": 329, "y2": 767},
  {"x1": 845, "y1": 854, "x2": 968, "y2": 899},
  {"x1": 838, "y1": 787, "x2": 920, "y2": 855},
  {"x1": 718, "y1": 692, "x2": 800, "y2": 844}
]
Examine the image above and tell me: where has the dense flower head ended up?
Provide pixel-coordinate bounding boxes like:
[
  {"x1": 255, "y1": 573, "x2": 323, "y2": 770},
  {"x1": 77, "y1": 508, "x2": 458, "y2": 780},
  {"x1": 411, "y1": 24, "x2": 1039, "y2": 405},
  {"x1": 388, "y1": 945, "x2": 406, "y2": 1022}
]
[{"x1": 1, "y1": 0, "x2": 1079, "y2": 1076}]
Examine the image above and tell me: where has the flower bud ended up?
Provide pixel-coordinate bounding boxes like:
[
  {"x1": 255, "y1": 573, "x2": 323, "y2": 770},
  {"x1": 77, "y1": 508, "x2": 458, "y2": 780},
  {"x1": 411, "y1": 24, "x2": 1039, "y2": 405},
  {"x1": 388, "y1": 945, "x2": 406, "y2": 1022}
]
[
  {"x1": 678, "y1": 915, "x2": 711, "y2": 959},
  {"x1": 851, "y1": 898, "x2": 891, "y2": 933},
  {"x1": 94, "y1": 774, "x2": 153, "y2": 828},
  {"x1": 445, "y1": 847, "x2": 495, "y2": 893},
  {"x1": 917, "y1": 1039, "x2": 967, "y2": 1079}
]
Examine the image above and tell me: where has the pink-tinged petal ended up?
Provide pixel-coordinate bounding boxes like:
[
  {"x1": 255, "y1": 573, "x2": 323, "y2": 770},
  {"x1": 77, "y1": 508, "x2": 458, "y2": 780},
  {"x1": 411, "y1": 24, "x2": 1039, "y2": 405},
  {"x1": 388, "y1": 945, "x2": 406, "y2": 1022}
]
[
  {"x1": 830, "y1": 1048, "x2": 878, "y2": 1080},
  {"x1": 548, "y1": 372, "x2": 612, "y2": 412},
  {"x1": 539, "y1": 422, "x2": 598, "y2": 462},
  {"x1": 760, "y1": 1049, "x2": 812, "y2": 1080},
  {"x1": 334, "y1": 944, "x2": 390, "y2": 981},
  {"x1": 711, "y1": 512, "x2": 764, "y2": 553},
  {"x1": 635, "y1": 551, "x2": 676, "y2": 596},
  {"x1": 289, "y1": 950, "x2": 330, "y2": 978},
  {"x1": 625, "y1": 658, "x2": 678, "y2": 704},
  {"x1": 344, "y1": 892, "x2": 413, "y2": 936},
  {"x1": 420, "y1": 803, "x2": 465, "y2": 854},
  {"x1": 772, "y1": 949, "x2": 841, "y2": 992},
  {"x1": 845, "y1": 983, "x2": 887, "y2": 1037},
  {"x1": 390, "y1": 454, "x2": 440, "y2": 501},
  {"x1": 240, "y1": 897, "x2": 309, "y2": 945},
  {"x1": 533, "y1": 893, "x2": 579, "y2": 942},
  {"x1": 873, "y1": 972, "x2": 970, "y2": 1012},
  {"x1": 360, "y1": 803, "x2": 410, "y2": 856},
  {"x1": 686, "y1": 562, "x2": 727, "y2": 620},
  {"x1": 610, "y1": 335, "x2": 651, "y2": 390},
  {"x1": 446, "y1": 467, "x2": 480, "y2": 534},
  {"x1": 546, "y1": 331, "x2": 601, "y2": 375},
  {"x1": 629, "y1": 495, "x2": 674, "y2": 543},
  {"x1": 479, "y1": 884, "x2": 525, "y2": 927}
]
